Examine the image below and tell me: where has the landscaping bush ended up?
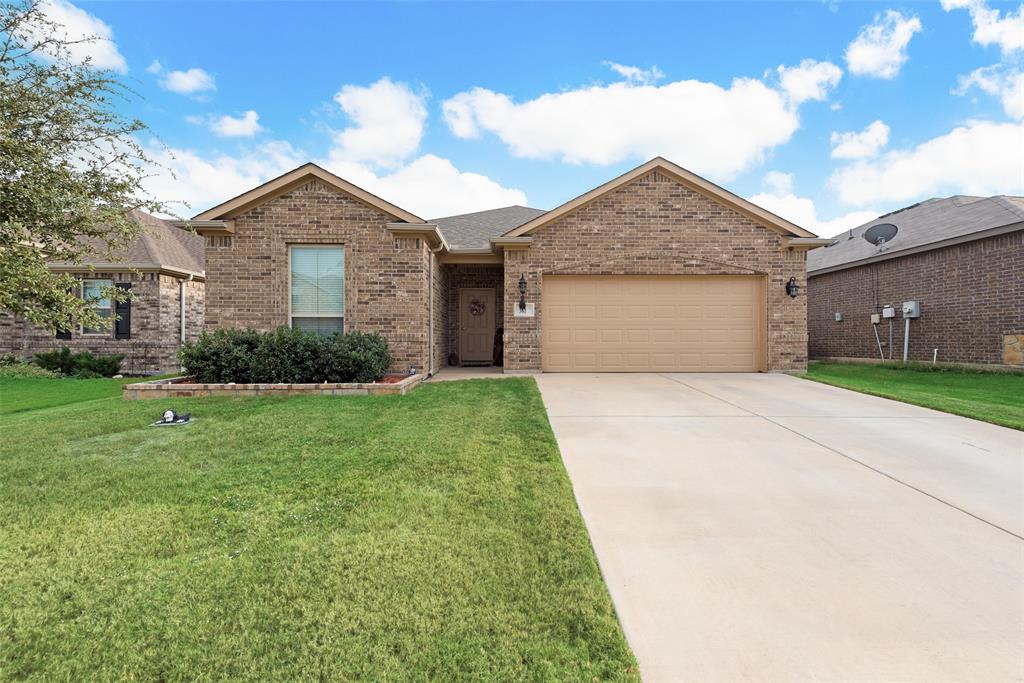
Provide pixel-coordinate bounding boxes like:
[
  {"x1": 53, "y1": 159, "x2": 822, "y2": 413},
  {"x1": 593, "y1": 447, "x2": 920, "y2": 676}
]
[
  {"x1": 177, "y1": 328, "x2": 262, "y2": 383},
  {"x1": 179, "y1": 327, "x2": 393, "y2": 384},
  {"x1": 33, "y1": 348, "x2": 124, "y2": 377},
  {"x1": 0, "y1": 353, "x2": 58, "y2": 378},
  {"x1": 326, "y1": 331, "x2": 393, "y2": 383}
]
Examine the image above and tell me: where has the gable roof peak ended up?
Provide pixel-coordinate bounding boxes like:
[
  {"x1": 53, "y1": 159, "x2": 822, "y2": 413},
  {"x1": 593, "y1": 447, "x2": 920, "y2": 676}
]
[
  {"x1": 503, "y1": 156, "x2": 817, "y2": 239},
  {"x1": 193, "y1": 162, "x2": 423, "y2": 224}
]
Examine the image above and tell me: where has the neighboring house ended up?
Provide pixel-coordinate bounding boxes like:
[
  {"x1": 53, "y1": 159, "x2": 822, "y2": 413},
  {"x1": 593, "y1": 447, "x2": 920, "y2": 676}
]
[
  {"x1": 807, "y1": 195, "x2": 1024, "y2": 366},
  {"x1": 0, "y1": 211, "x2": 205, "y2": 374},
  {"x1": 188, "y1": 157, "x2": 825, "y2": 375}
]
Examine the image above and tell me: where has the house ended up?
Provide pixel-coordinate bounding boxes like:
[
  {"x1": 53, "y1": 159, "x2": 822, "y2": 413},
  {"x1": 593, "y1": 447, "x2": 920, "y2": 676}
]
[
  {"x1": 0, "y1": 210, "x2": 205, "y2": 374},
  {"x1": 187, "y1": 157, "x2": 825, "y2": 375},
  {"x1": 807, "y1": 195, "x2": 1024, "y2": 366}
]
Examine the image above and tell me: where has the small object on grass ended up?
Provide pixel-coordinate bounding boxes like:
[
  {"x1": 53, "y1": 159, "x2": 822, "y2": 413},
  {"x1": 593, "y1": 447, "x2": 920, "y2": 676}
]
[{"x1": 150, "y1": 409, "x2": 191, "y2": 427}]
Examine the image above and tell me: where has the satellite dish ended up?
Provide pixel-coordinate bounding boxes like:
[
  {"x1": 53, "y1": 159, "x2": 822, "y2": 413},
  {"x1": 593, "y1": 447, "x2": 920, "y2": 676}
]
[{"x1": 863, "y1": 223, "x2": 898, "y2": 251}]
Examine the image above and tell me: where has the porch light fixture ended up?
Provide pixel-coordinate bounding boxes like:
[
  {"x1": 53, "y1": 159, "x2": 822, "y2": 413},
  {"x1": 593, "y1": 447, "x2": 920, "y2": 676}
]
[
  {"x1": 518, "y1": 274, "x2": 527, "y2": 312},
  {"x1": 785, "y1": 277, "x2": 799, "y2": 298}
]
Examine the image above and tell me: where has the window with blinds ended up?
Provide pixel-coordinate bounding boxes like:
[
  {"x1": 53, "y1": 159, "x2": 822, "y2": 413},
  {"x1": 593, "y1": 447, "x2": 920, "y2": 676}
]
[
  {"x1": 290, "y1": 246, "x2": 344, "y2": 335},
  {"x1": 81, "y1": 279, "x2": 113, "y2": 335}
]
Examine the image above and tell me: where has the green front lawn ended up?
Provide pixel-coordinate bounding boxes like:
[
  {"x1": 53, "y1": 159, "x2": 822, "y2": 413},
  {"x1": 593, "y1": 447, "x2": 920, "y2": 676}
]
[
  {"x1": 0, "y1": 374, "x2": 175, "y2": 415},
  {"x1": 804, "y1": 362, "x2": 1024, "y2": 430},
  {"x1": 0, "y1": 379, "x2": 636, "y2": 681}
]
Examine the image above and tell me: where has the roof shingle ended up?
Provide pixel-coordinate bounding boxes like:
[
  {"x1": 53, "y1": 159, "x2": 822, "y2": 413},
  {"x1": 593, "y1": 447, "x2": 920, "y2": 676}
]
[
  {"x1": 807, "y1": 195, "x2": 1024, "y2": 274},
  {"x1": 431, "y1": 206, "x2": 547, "y2": 250},
  {"x1": 49, "y1": 210, "x2": 205, "y2": 276}
]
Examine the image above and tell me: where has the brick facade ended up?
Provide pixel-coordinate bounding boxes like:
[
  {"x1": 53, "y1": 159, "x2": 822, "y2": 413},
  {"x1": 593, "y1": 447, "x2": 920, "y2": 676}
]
[
  {"x1": 0, "y1": 271, "x2": 204, "y2": 374},
  {"x1": 501, "y1": 171, "x2": 809, "y2": 372},
  {"x1": 808, "y1": 231, "x2": 1024, "y2": 365},
  {"x1": 203, "y1": 179, "x2": 433, "y2": 375}
]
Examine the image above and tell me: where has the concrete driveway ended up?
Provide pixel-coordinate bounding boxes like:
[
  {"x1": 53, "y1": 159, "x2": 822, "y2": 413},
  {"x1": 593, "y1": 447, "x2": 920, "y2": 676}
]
[{"x1": 535, "y1": 372, "x2": 1024, "y2": 683}]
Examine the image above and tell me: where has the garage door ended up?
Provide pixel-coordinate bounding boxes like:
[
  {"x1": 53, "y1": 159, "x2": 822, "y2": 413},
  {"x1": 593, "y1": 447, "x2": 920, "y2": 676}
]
[{"x1": 542, "y1": 275, "x2": 764, "y2": 372}]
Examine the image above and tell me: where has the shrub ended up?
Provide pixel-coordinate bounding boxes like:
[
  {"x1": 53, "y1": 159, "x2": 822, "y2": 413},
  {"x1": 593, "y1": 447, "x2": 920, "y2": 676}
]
[
  {"x1": 178, "y1": 329, "x2": 262, "y2": 384},
  {"x1": 33, "y1": 348, "x2": 124, "y2": 377},
  {"x1": 250, "y1": 326, "x2": 333, "y2": 384},
  {"x1": 178, "y1": 327, "x2": 393, "y2": 384},
  {"x1": 33, "y1": 348, "x2": 76, "y2": 375},
  {"x1": 327, "y1": 331, "x2": 393, "y2": 383},
  {"x1": 0, "y1": 358, "x2": 59, "y2": 378}
]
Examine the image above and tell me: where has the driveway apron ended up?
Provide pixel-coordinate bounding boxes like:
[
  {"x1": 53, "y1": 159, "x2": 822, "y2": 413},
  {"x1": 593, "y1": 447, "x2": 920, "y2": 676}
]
[{"x1": 535, "y1": 372, "x2": 1024, "y2": 683}]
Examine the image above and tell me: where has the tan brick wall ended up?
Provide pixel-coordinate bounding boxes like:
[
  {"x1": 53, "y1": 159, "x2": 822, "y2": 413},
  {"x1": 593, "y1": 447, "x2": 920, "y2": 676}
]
[
  {"x1": 808, "y1": 231, "x2": 1024, "y2": 365},
  {"x1": 431, "y1": 253, "x2": 449, "y2": 372},
  {"x1": 202, "y1": 179, "x2": 431, "y2": 374},
  {"x1": 502, "y1": 170, "x2": 808, "y2": 372},
  {"x1": 0, "y1": 271, "x2": 204, "y2": 374}
]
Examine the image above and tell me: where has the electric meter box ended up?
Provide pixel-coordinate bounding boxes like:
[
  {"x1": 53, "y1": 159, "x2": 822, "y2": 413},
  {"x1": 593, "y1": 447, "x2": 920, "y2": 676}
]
[
  {"x1": 881, "y1": 305, "x2": 896, "y2": 319},
  {"x1": 902, "y1": 300, "x2": 921, "y2": 318}
]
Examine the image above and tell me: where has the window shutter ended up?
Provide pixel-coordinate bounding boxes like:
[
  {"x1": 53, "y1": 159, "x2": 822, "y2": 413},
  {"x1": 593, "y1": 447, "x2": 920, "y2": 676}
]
[
  {"x1": 114, "y1": 282, "x2": 131, "y2": 340},
  {"x1": 56, "y1": 284, "x2": 74, "y2": 339}
]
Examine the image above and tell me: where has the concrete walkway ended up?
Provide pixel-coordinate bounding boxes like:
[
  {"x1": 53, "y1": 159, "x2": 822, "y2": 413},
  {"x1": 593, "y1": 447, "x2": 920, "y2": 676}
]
[{"x1": 535, "y1": 372, "x2": 1024, "y2": 683}]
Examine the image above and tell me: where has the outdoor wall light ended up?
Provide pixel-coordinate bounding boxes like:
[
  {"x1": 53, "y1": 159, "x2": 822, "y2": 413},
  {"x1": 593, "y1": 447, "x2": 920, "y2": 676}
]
[
  {"x1": 785, "y1": 277, "x2": 800, "y2": 298},
  {"x1": 518, "y1": 274, "x2": 527, "y2": 312}
]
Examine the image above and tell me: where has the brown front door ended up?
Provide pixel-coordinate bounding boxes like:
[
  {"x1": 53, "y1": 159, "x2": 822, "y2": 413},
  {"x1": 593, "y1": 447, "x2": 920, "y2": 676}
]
[{"x1": 459, "y1": 288, "x2": 495, "y2": 364}]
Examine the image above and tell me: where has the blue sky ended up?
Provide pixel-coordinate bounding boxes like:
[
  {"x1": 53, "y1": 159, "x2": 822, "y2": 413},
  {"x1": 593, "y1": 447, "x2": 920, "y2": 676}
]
[{"x1": 44, "y1": 0, "x2": 1024, "y2": 235}]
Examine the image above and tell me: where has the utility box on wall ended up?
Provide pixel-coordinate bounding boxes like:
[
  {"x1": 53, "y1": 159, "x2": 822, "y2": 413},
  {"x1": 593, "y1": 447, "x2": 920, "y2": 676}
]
[
  {"x1": 902, "y1": 300, "x2": 921, "y2": 318},
  {"x1": 881, "y1": 305, "x2": 896, "y2": 319}
]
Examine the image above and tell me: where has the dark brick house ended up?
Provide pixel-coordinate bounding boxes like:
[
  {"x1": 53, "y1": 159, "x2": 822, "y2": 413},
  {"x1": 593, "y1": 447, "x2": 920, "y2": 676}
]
[
  {"x1": 807, "y1": 195, "x2": 1024, "y2": 366},
  {"x1": 188, "y1": 157, "x2": 826, "y2": 375},
  {"x1": 0, "y1": 211, "x2": 205, "y2": 374}
]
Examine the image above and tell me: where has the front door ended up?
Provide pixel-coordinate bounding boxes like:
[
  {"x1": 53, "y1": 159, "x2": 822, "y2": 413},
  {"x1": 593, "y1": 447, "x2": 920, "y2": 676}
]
[{"x1": 459, "y1": 288, "x2": 495, "y2": 364}]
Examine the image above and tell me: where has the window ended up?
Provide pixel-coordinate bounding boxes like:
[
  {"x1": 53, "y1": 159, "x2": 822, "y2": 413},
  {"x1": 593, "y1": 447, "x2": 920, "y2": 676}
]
[
  {"x1": 290, "y1": 246, "x2": 344, "y2": 334},
  {"x1": 80, "y1": 279, "x2": 113, "y2": 335}
]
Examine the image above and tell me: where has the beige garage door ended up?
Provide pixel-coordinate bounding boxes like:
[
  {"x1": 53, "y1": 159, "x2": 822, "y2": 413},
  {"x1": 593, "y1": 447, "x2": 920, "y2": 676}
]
[{"x1": 542, "y1": 275, "x2": 765, "y2": 372}]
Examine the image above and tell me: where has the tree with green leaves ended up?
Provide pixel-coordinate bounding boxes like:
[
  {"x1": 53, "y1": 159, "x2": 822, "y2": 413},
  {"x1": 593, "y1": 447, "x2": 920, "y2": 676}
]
[{"x1": 0, "y1": 0, "x2": 170, "y2": 332}]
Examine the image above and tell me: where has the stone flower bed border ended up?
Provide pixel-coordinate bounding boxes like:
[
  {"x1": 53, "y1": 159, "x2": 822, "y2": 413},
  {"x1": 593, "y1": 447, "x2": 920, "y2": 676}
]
[{"x1": 123, "y1": 373, "x2": 423, "y2": 400}]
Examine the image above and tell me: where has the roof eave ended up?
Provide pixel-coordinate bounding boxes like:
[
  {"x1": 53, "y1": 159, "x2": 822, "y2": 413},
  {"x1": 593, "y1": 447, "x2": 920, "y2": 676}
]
[
  {"x1": 48, "y1": 263, "x2": 206, "y2": 281},
  {"x1": 386, "y1": 223, "x2": 449, "y2": 251},
  {"x1": 193, "y1": 163, "x2": 424, "y2": 224},
  {"x1": 503, "y1": 157, "x2": 816, "y2": 240},
  {"x1": 784, "y1": 237, "x2": 833, "y2": 250},
  {"x1": 808, "y1": 220, "x2": 1024, "y2": 276}
]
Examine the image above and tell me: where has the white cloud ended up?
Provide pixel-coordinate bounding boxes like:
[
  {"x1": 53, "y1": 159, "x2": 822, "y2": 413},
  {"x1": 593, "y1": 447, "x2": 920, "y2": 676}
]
[
  {"x1": 830, "y1": 120, "x2": 890, "y2": 159},
  {"x1": 319, "y1": 155, "x2": 527, "y2": 218},
  {"x1": 210, "y1": 110, "x2": 263, "y2": 137},
  {"x1": 942, "y1": 0, "x2": 1024, "y2": 55},
  {"x1": 955, "y1": 65, "x2": 1024, "y2": 120},
  {"x1": 605, "y1": 62, "x2": 666, "y2": 85},
  {"x1": 442, "y1": 59, "x2": 840, "y2": 180},
  {"x1": 750, "y1": 173, "x2": 879, "y2": 237},
  {"x1": 146, "y1": 59, "x2": 162, "y2": 74},
  {"x1": 763, "y1": 170, "x2": 794, "y2": 194},
  {"x1": 829, "y1": 120, "x2": 1024, "y2": 205},
  {"x1": 845, "y1": 10, "x2": 922, "y2": 79},
  {"x1": 143, "y1": 140, "x2": 306, "y2": 214},
  {"x1": 32, "y1": 0, "x2": 127, "y2": 72},
  {"x1": 328, "y1": 77, "x2": 427, "y2": 168},
  {"x1": 145, "y1": 73, "x2": 527, "y2": 217},
  {"x1": 777, "y1": 59, "x2": 843, "y2": 104},
  {"x1": 160, "y1": 68, "x2": 216, "y2": 95}
]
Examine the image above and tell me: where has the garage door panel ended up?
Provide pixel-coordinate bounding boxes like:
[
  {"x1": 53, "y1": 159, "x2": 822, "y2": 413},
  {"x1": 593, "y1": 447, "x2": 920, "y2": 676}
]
[{"x1": 542, "y1": 275, "x2": 763, "y2": 372}]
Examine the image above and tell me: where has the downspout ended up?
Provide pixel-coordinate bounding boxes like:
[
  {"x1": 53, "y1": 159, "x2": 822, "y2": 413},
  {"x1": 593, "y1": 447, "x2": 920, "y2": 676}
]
[
  {"x1": 179, "y1": 274, "x2": 193, "y2": 343},
  {"x1": 427, "y1": 244, "x2": 444, "y2": 376}
]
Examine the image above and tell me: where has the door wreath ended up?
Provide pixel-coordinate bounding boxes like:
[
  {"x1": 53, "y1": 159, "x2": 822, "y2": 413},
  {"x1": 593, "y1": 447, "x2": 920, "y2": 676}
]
[{"x1": 469, "y1": 298, "x2": 486, "y2": 316}]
